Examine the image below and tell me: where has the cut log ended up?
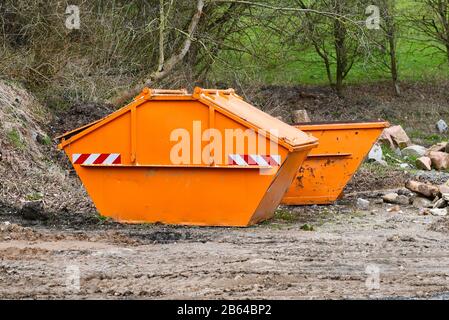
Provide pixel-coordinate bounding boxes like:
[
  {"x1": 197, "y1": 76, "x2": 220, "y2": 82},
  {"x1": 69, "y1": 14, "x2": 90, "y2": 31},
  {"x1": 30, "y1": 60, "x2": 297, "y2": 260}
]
[{"x1": 405, "y1": 180, "x2": 440, "y2": 198}]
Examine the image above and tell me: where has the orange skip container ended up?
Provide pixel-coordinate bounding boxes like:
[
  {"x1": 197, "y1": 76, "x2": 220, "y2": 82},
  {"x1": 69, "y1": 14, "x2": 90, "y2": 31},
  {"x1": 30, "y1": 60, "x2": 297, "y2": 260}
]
[
  {"x1": 282, "y1": 121, "x2": 389, "y2": 205},
  {"x1": 57, "y1": 88, "x2": 318, "y2": 226}
]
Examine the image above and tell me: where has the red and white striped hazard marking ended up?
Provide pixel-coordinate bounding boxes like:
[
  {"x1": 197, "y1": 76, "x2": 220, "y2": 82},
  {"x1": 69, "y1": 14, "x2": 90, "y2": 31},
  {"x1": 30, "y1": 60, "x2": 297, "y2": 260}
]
[
  {"x1": 228, "y1": 154, "x2": 281, "y2": 166},
  {"x1": 72, "y1": 153, "x2": 121, "y2": 165}
]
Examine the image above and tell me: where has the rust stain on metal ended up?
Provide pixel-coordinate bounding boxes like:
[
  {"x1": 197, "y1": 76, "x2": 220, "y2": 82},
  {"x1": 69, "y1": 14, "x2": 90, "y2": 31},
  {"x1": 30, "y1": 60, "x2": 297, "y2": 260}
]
[{"x1": 282, "y1": 121, "x2": 388, "y2": 205}]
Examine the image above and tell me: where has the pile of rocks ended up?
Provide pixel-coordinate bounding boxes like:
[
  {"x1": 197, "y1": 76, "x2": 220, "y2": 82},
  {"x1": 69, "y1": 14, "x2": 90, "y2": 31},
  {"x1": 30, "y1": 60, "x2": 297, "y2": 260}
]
[
  {"x1": 357, "y1": 180, "x2": 449, "y2": 216},
  {"x1": 418, "y1": 142, "x2": 449, "y2": 171},
  {"x1": 403, "y1": 180, "x2": 449, "y2": 216},
  {"x1": 368, "y1": 121, "x2": 449, "y2": 171}
]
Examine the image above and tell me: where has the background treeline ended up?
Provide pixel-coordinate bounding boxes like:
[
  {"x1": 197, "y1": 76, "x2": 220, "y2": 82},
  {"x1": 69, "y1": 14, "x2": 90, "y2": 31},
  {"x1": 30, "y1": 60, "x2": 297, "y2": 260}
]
[{"x1": 1, "y1": 0, "x2": 448, "y2": 107}]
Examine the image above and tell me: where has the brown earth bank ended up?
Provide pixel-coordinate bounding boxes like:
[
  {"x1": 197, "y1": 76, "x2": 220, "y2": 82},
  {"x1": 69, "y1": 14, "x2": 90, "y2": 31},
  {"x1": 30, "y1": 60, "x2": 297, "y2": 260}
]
[
  {"x1": 48, "y1": 80, "x2": 449, "y2": 138},
  {"x1": 248, "y1": 81, "x2": 449, "y2": 141}
]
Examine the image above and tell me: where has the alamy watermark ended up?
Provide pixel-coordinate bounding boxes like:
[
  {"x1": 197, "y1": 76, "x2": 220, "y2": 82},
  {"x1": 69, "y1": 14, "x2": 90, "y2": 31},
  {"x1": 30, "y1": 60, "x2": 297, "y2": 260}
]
[
  {"x1": 65, "y1": 5, "x2": 80, "y2": 30},
  {"x1": 65, "y1": 264, "x2": 80, "y2": 293},
  {"x1": 365, "y1": 264, "x2": 380, "y2": 290},
  {"x1": 169, "y1": 121, "x2": 281, "y2": 175},
  {"x1": 366, "y1": 5, "x2": 380, "y2": 30},
  {"x1": 63, "y1": 4, "x2": 380, "y2": 31}
]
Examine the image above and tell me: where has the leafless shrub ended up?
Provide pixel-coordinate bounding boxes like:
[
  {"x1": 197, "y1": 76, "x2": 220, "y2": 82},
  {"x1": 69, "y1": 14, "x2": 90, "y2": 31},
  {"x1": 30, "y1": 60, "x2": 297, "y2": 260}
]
[{"x1": 0, "y1": 1, "x2": 235, "y2": 106}]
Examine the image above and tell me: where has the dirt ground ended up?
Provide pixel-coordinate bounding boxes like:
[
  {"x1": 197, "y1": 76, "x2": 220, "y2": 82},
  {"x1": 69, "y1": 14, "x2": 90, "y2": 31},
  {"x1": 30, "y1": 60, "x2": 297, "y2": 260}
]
[{"x1": 1, "y1": 190, "x2": 449, "y2": 300}]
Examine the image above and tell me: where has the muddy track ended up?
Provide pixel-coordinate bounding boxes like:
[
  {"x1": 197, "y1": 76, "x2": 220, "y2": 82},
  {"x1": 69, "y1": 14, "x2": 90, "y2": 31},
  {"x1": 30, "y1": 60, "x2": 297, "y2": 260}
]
[{"x1": 1, "y1": 196, "x2": 449, "y2": 299}]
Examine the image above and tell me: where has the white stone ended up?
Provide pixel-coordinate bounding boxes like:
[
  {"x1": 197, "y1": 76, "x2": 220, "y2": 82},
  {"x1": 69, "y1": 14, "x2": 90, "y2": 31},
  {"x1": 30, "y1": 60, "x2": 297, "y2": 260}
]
[
  {"x1": 368, "y1": 144, "x2": 383, "y2": 163},
  {"x1": 356, "y1": 198, "x2": 370, "y2": 210},
  {"x1": 401, "y1": 145, "x2": 427, "y2": 157},
  {"x1": 383, "y1": 193, "x2": 399, "y2": 203},
  {"x1": 436, "y1": 119, "x2": 448, "y2": 133},
  {"x1": 430, "y1": 208, "x2": 448, "y2": 216},
  {"x1": 412, "y1": 197, "x2": 432, "y2": 209}
]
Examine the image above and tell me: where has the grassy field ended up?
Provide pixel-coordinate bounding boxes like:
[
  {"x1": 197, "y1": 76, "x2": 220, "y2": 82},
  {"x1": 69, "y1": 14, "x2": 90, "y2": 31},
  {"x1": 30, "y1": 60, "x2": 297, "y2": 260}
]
[
  {"x1": 212, "y1": 1, "x2": 449, "y2": 86},
  {"x1": 266, "y1": 38, "x2": 449, "y2": 85}
]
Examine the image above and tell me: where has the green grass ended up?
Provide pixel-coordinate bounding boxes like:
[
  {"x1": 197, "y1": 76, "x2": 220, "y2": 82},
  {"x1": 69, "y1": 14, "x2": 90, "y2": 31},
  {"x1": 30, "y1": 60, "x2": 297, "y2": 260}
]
[
  {"x1": 40, "y1": 135, "x2": 52, "y2": 146},
  {"x1": 212, "y1": 1, "x2": 449, "y2": 86},
  {"x1": 7, "y1": 128, "x2": 26, "y2": 150},
  {"x1": 300, "y1": 223, "x2": 314, "y2": 231},
  {"x1": 381, "y1": 144, "x2": 419, "y2": 168},
  {"x1": 408, "y1": 129, "x2": 448, "y2": 146},
  {"x1": 223, "y1": 36, "x2": 449, "y2": 86},
  {"x1": 97, "y1": 215, "x2": 109, "y2": 222},
  {"x1": 274, "y1": 209, "x2": 298, "y2": 223},
  {"x1": 403, "y1": 154, "x2": 419, "y2": 168},
  {"x1": 360, "y1": 161, "x2": 395, "y2": 176},
  {"x1": 381, "y1": 144, "x2": 403, "y2": 165},
  {"x1": 25, "y1": 192, "x2": 43, "y2": 201}
]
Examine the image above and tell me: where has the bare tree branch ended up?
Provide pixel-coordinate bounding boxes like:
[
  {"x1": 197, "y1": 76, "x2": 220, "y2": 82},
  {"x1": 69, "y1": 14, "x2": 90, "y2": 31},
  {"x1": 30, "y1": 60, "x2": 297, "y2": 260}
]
[{"x1": 110, "y1": 0, "x2": 205, "y2": 106}]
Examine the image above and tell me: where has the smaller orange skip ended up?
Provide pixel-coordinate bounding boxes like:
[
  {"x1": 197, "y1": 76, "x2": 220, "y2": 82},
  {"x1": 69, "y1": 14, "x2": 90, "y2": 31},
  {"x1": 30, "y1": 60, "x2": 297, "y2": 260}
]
[{"x1": 282, "y1": 121, "x2": 389, "y2": 205}]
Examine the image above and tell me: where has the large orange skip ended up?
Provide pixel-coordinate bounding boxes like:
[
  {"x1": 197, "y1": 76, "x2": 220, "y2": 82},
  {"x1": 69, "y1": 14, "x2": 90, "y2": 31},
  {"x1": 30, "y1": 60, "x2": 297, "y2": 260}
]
[
  {"x1": 57, "y1": 88, "x2": 318, "y2": 226},
  {"x1": 282, "y1": 121, "x2": 389, "y2": 205}
]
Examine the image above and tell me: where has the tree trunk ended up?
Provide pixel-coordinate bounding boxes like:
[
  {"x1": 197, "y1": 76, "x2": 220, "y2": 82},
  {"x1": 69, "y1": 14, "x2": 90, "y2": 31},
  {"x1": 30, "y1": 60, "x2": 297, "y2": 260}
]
[
  {"x1": 384, "y1": 0, "x2": 400, "y2": 95},
  {"x1": 110, "y1": 0, "x2": 204, "y2": 107},
  {"x1": 334, "y1": 19, "x2": 346, "y2": 96},
  {"x1": 324, "y1": 57, "x2": 333, "y2": 88},
  {"x1": 389, "y1": 34, "x2": 400, "y2": 96},
  {"x1": 333, "y1": 1, "x2": 346, "y2": 96},
  {"x1": 157, "y1": 0, "x2": 165, "y2": 72}
]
